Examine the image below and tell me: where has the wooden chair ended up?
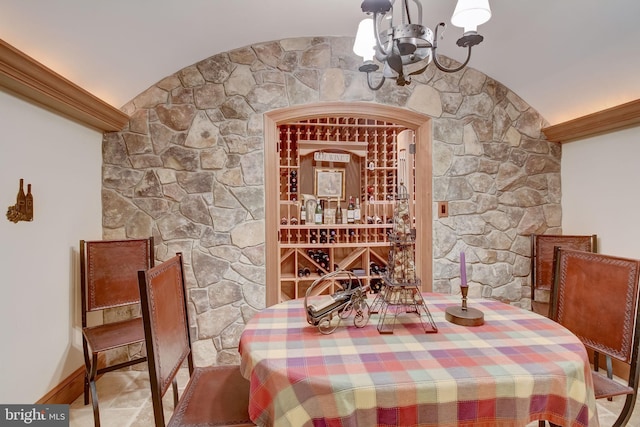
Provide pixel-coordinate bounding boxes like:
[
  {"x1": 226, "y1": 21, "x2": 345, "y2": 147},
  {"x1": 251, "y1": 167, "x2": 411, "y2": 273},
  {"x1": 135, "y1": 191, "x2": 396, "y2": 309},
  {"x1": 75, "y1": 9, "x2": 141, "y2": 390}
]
[
  {"x1": 530, "y1": 234, "x2": 597, "y2": 317},
  {"x1": 550, "y1": 248, "x2": 640, "y2": 427},
  {"x1": 137, "y1": 253, "x2": 253, "y2": 427},
  {"x1": 80, "y1": 237, "x2": 154, "y2": 427}
]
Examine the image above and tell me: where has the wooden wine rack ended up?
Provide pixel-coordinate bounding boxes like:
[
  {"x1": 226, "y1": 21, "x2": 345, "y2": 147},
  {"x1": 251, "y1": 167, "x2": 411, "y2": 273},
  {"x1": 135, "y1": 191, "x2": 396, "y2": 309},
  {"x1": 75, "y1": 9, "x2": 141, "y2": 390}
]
[{"x1": 276, "y1": 117, "x2": 416, "y2": 302}]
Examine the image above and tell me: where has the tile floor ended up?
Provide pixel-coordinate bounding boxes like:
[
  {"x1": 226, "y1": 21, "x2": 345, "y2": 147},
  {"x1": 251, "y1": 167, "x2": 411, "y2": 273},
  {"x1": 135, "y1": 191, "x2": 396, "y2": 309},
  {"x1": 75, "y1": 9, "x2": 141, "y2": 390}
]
[
  {"x1": 69, "y1": 369, "x2": 640, "y2": 427},
  {"x1": 69, "y1": 369, "x2": 187, "y2": 427}
]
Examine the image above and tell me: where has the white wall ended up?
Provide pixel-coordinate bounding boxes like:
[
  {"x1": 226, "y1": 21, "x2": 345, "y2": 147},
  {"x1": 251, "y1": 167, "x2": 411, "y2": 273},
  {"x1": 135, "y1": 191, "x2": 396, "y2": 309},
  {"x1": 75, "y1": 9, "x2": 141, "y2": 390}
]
[
  {"x1": 0, "y1": 89, "x2": 103, "y2": 403},
  {"x1": 562, "y1": 125, "x2": 640, "y2": 259}
]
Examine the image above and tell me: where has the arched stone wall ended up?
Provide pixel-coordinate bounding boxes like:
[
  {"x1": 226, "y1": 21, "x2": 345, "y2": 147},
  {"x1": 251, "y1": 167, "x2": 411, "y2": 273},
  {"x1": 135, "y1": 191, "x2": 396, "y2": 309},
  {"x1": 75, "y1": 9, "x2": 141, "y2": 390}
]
[{"x1": 103, "y1": 36, "x2": 558, "y2": 366}]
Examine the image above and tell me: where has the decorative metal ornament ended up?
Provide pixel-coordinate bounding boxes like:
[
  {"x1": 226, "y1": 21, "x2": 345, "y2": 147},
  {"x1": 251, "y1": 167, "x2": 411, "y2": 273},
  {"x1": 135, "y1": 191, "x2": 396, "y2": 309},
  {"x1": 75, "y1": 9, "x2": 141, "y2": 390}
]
[
  {"x1": 305, "y1": 269, "x2": 371, "y2": 334},
  {"x1": 6, "y1": 178, "x2": 33, "y2": 223},
  {"x1": 370, "y1": 182, "x2": 438, "y2": 334}
]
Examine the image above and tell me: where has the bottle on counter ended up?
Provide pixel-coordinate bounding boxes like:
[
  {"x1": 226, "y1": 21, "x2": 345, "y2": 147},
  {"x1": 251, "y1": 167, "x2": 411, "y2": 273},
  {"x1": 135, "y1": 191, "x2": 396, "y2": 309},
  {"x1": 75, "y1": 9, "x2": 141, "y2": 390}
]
[
  {"x1": 353, "y1": 197, "x2": 361, "y2": 224},
  {"x1": 347, "y1": 196, "x2": 355, "y2": 224},
  {"x1": 315, "y1": 199, "x2": 323, "y2": 224},
  {"x1": 335, "y1": 200, "x2": 343, "y2": 224}
]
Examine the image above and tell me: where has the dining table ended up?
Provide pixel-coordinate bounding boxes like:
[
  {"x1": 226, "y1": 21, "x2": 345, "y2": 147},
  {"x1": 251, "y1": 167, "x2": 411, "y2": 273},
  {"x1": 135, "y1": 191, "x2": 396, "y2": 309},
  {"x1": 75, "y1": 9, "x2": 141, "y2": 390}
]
[{"x1": 238, "y1": 293, "x2": 599, "y2": 427}]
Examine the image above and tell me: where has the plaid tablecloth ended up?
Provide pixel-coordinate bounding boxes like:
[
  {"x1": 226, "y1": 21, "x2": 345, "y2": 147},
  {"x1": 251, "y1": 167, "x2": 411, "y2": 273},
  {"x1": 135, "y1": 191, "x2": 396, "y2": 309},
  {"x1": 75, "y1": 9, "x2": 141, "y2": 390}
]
[{"x1": 239, "y1": 294, "x2": 599, "y2": 427}]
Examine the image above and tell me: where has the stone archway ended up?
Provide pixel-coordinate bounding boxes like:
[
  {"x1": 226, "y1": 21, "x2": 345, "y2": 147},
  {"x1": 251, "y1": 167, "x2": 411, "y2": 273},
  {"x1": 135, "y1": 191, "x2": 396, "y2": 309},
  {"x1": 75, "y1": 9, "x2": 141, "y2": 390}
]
[
  {"x1": 264, "y1": 102, "x2": 432, "y2": 306},
  {"x1": 104, "y1": 35, "x2": 557, "y2": 364}
]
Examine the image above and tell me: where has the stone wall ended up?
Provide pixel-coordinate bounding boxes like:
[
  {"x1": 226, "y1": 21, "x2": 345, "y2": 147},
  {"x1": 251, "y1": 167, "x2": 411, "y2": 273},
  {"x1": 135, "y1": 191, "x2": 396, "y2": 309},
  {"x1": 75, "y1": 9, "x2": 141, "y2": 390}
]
[{"x1": 103, "y1": 36, "x2": 558, "y2": 366}]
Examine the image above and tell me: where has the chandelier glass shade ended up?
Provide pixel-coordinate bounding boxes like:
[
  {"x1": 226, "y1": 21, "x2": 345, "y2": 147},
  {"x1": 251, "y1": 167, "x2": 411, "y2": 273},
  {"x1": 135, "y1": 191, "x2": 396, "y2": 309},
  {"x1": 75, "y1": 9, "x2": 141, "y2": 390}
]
[{"x1": 353, "y1": 0, "x2": 491, "y2": 90}]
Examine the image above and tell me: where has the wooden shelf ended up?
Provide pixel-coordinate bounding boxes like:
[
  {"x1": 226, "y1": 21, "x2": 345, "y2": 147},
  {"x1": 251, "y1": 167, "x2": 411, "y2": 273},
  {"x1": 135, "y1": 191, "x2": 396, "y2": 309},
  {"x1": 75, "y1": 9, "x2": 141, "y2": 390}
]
[
  {"x1": 280, "y1": 241, "x2": 390, "y2": 248},
  {"x1": 265, "y1": 104, "x2": 434, "y2": 307},
  {"x1": 275, "y1": 117, "x2": 418, "y2": 302}
]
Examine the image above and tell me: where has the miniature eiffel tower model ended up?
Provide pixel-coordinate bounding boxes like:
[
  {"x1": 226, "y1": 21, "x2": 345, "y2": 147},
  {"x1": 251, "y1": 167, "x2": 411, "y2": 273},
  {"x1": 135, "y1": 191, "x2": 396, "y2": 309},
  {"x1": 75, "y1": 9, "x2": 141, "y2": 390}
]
[{"x1": 371, "y1": 183, "x2": 438, "y2": 333}]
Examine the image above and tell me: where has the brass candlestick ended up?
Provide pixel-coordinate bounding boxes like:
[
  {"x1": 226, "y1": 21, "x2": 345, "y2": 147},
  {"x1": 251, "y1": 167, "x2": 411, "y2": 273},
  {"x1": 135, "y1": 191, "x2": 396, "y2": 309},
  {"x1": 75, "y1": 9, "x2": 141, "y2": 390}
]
[{"x1": 445, "y1": 286, "x2": 484, "y2": 326}]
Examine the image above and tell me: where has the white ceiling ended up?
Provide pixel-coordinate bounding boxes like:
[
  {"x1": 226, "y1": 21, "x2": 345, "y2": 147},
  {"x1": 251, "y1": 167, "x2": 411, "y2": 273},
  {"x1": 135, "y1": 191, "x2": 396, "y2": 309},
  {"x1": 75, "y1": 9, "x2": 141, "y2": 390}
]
[{"x1": 1, "y1": 0, "x2": 639, "y2": 125}]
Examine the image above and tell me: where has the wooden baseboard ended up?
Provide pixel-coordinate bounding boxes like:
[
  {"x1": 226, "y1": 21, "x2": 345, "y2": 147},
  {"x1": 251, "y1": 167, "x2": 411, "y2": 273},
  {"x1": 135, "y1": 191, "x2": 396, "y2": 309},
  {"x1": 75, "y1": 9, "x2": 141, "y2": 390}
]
[
  {"x1": 36, "y1": 366, "x2": 85, "y2": 405},
  {"x1": 36, "y1": 353, "x2": 113, "y2": 404}
]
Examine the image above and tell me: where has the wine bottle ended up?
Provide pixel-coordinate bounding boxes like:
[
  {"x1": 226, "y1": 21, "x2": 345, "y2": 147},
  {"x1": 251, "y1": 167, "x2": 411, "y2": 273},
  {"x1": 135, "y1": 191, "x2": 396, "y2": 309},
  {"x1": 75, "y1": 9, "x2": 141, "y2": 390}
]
[
  {"x1": 314, "y1": 199, "x2": 323, "y2": 224},
  {"x1": 335, "y1": 200, "x2": 343, "y2": 224},
  {"x1": 300, "y1": 203, "x2": 306, "y2": 225},
  {"x1": 16, "y1": 178, "x2": 26, "y2": 215},
  {"x1": 25, "y1": 184, "x2": 33, "y2": 220},
  {"x1": 353, "y1": 197, "x2": 361, "y2": 224},
  {"x1": 347, "y1": 196, "x2": 355, "y2": 224}
]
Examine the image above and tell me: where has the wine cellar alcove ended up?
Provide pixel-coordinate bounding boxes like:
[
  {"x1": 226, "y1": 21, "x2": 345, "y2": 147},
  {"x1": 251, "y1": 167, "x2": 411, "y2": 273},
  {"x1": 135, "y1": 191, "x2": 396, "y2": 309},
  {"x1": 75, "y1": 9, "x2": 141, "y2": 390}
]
[{"x1": 264, "y1": 103, "x2": 433, "y2": 307}]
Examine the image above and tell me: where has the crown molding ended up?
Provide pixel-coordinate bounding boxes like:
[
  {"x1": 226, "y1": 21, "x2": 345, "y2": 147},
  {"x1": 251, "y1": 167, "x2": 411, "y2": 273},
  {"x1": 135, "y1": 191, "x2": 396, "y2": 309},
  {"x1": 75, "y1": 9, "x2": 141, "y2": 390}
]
[
  {"x1": 543, "y1": 99, "x2": 640, "y2": 143},
  {"x1": 0, "y1": 38, "x2": 129, "y2": 132},
  {"x1": 4, "y1": 35, "x2": 637, "y2": 140}
]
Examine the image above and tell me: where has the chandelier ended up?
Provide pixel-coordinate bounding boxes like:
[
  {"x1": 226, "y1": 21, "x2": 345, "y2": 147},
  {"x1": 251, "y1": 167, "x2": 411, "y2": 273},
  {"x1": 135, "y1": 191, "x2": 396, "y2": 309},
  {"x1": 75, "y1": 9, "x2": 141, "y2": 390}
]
[{"x1": 353, "y1": 0, "x2": 491, "y2": 90}]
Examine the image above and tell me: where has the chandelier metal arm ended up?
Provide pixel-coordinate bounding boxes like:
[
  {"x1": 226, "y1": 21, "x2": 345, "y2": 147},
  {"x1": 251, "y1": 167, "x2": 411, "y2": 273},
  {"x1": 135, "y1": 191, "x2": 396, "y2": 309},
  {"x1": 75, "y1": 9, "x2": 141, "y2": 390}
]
[
  {"x1": 402, "y1": 0, "x2": 410, "y2": 24},
  {"x1": 405, "y1": 0, "x2": 423, "y2": 25},
  {"x1": 433, "y1": 45, "x2": 472, "y2": 73},
  {"x1": 373, "y1": 12, "x2": 394, "y2": 60},
  {"x1": 365, "y1": 72, "x2": 386, "y2": 91},
  {"x1": 432, "y1": 22, "x2": 473, "y2": 73}
]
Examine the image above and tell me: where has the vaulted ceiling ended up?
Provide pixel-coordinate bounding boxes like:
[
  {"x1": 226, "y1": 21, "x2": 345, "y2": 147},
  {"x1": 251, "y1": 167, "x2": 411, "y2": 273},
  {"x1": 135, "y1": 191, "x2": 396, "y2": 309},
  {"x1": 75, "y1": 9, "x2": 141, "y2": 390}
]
[{"x1": 0, "y1": 0, "x2": 638, "y2": 126}]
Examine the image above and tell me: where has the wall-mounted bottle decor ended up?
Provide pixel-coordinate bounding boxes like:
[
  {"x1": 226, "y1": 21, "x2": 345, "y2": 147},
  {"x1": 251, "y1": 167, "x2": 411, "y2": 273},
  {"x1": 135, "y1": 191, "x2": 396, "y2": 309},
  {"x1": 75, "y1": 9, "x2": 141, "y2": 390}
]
[{"x1": 6, "y1": 178, "x2": 33, "y2": 223}]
